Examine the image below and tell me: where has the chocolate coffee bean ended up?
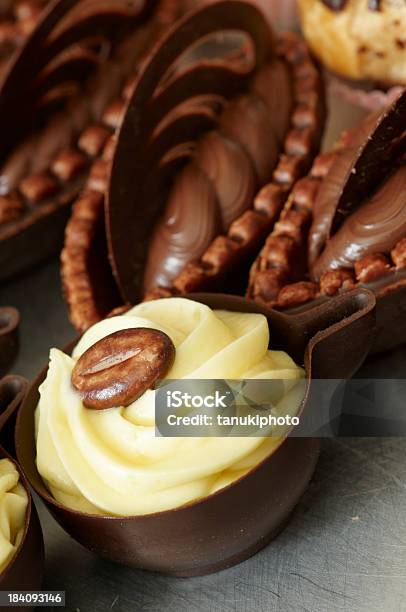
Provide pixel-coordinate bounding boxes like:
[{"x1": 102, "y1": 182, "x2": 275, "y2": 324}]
[{"x1": 71, "y1": 328, "x2": 176, "y2": 410}]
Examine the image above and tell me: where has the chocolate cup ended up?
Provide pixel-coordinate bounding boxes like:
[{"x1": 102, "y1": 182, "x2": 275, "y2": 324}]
[
  {"x1": 0, "y1": 376, "x2": 44, "y2": 607},
  {"x1": 0, "y1": 307, "x2": 20, "y2": 377},
  {"x1": 16, "y1": 290, "x2": 375, "y2": 577}
]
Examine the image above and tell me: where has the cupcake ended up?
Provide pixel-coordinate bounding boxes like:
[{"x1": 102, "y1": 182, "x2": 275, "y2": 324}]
[
  {"x1": 298, "y1": 0, "x2": 406, "y2": 110},
  {"x1": 248, "y1": 89, "x2": 406, "y2": 353},
  {"x1": 18, "y1": 291, "x2": 374, "y2": 575},
  {"x1": 62, "y1": 0, "x2": 326, "y2": 331}
]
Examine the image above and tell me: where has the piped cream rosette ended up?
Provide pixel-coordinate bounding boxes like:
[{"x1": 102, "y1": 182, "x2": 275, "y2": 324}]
[
  {"x1": 36, "y1": 298, "x2": 305, "y2": 516},
  {"x1": 0, "y1": 459, "x2": 28, "y2": 574}
]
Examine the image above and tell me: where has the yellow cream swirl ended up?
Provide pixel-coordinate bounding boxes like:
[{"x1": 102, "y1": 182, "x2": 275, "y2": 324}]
[
  {"x1": 0, "y1": 459, "x2": 28, "y2": 574},
  {"x1": 36, "y1": 298, "x2": 305, "y2": 516}
]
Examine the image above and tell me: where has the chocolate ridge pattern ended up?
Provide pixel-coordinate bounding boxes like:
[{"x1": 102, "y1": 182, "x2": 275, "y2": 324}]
[
  {"x1": 0, "y1": 0, "x2": 180, "y2": 282},
  {"x1": 146, "y1": 31, "x2": 325, "y2": 300},
  {"x1": 62, "y1": 0, "x2": 184, "y2": 331}
]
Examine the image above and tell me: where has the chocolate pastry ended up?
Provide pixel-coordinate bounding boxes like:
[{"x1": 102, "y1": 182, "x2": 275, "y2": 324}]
[
  {"x1": 0, "y1": 375, "x2": 44, "y2": 599},
  {"x1": 0, "y1": 0, "x2": 183, "y2": 282},
  {"x1": 0, "y1": 307, "x2": 19, "y2": 377},
  {"x1": 62, "y1": 0, "x2": 326, "y2": 331},
  {"x1": 248, "y1": 89, "x2": 406, "y2": 353},
  {"x1": 16, "y1": 290, "x2": 375, "y2": 576}
]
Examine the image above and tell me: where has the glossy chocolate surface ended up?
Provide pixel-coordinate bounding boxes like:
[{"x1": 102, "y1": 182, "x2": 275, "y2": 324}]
[
  {"x1": 108, "y1": 0, "x2": 280, "y2": 302},
  {"x1": 314, "y1": 164, "x2": 406, "y2": 278},
  {"x1": 309, "y1": 90, "x2": 406, "y2": 281},
  {"x1": 143, "y1": 163, "x2": 222, "y2": 291}
]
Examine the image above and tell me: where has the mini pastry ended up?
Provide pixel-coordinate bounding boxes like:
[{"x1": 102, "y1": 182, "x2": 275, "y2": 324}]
[
  {"x1": 35, "y1": 297, "x2": 305, "y2": 516},
  {"x1": 0, "y1": 459, "x2": 28, "y2": 574},
  {"x1": 298, "y1": 0, "x2": 406, "y2": 86},
  {"x1": 18, "y1": 291, "x2": 374, "y2": 575},
  {"x1": 62, "y1": 0, "x2": 326, "y2": 331},
  {"x1": 0, "y1": 0, "x2": 184, "y2": 282},
  {"x1": 248, "y1": 89, "x2": 406, "y2": 353}
]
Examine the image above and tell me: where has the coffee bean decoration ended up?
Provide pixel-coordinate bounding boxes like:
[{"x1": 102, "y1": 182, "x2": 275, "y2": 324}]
[{"x1": 71, "y1": 328, "x2": 176, "y2": 410}]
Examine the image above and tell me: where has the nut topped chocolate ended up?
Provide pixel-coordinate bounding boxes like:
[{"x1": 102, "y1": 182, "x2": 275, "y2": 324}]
[
  {"x1": 0, "y1": 458, "x2": 28, "y2": 574},
  {"x1": 35, "y1": 297, "x2": 305, "y2": 516}
]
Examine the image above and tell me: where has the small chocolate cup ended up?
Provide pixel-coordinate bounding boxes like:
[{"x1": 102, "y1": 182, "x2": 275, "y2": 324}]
[
  {"x1": 0, "y1": 376, "x2": 44, "y2": 608},
  {"x1": 0, "y1": 308, "x2": 20, "y2": 377},
  {"x1": 16, "y1": 291, "x2": 375, "y2": 577}
]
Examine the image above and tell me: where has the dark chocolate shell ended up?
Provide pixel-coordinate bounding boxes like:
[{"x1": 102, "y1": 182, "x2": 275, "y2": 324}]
[
  {"x1": 0, "y1": 375, "x2": 44, "y2": 601},
  {"x1": 248, "y1": 89, "x2": 406, "y2": 354},
  {"x1": 16, "y1": 290, "x2": 375, "y2": 576},
  {"x1": 0, "y1": 307, "x2": 19, "y2": 377},
  {"x1": 0, "y1": 0, "x2": 181, "y2": 282}
]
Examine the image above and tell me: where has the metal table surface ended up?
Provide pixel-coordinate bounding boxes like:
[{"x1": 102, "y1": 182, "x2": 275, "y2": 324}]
[
  {"x1": 2, "y1": 259, "x2": 406, "y2": 612},
  {"x1": 1, "y1": 92, "x2": 406, "y2": 612}
]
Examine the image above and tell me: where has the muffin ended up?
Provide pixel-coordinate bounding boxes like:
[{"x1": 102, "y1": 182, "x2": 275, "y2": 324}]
[{"x1": 298, "y1": 0, "x2": 406, "y2": 86}]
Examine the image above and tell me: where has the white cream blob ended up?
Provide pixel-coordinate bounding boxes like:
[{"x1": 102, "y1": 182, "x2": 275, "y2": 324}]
[{"x1": 0, "y1": 459, "x2": 28, "y2": 574}]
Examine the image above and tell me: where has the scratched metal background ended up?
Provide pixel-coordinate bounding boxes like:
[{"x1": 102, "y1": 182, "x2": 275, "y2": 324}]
[{"x1": 1, "y1": 87, "x2": 406, "y2": 612}]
